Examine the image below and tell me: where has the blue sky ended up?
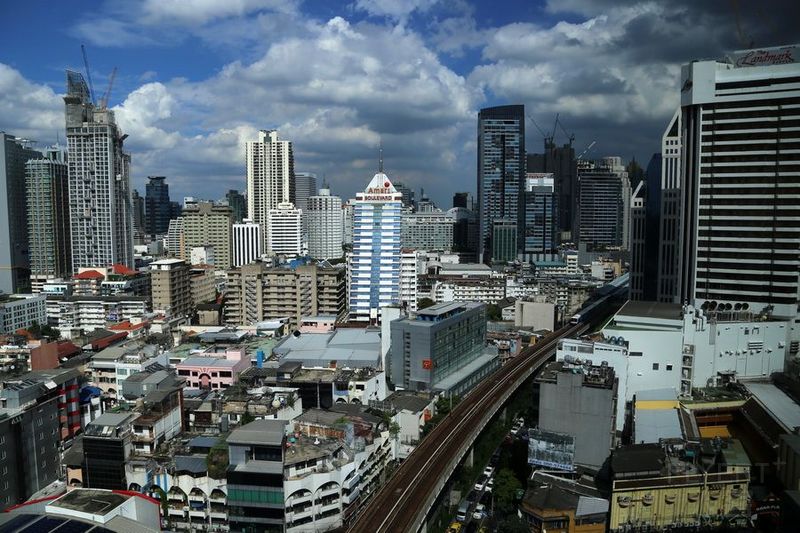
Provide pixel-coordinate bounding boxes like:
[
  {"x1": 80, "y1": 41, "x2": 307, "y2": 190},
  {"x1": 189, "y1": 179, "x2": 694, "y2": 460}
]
[{"x1": 1, "y1": 0, "x2": 796, "y2": 205}]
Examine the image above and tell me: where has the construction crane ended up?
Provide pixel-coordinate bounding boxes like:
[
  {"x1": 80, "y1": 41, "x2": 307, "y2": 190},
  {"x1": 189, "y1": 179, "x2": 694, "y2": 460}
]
[
  {"x1": 556, "y1": 115, "x2": 575, "y2": 146},
  {"x1": 99, "y1": 67, "x2": 117, "y2": 110},
  {"x1": 576, "y1": 140, "x2": 596, "y2": 162},
  {"x1": 526, "y1": 114, "x2": 549, "y2": 140},
  {"x1": 81, "y1": 44, "x2": 96, "y2": 105}
]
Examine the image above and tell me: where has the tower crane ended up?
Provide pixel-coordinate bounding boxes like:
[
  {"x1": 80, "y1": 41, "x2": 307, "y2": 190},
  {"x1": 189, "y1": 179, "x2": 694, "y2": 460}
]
[{"x1": 81, "y1": 44, "x2": 96, "y2": 105}]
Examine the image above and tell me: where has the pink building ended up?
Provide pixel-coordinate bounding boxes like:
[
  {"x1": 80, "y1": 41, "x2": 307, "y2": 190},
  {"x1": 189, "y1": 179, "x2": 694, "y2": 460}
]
[
  {"x1": 299, "y1": 315, "x2": 337, "y2": 333},
  {"x1": 176, "y1": 347, "x2": 250, "y2": 390}
]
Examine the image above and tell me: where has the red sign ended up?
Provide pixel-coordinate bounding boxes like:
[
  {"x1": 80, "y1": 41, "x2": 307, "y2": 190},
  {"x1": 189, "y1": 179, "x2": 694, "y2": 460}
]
[
  {"x1": 733, "y1": 46, "x2": 796, "y2": 68},
  {"x1": 422, "y1": 359, "x2": 432, "y2": 370}
]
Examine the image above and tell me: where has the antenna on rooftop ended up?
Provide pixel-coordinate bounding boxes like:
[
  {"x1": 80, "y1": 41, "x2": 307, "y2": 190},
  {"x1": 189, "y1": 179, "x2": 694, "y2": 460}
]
[{"x1": 378, "y1": 140, "x2": 384, "y2": 173}]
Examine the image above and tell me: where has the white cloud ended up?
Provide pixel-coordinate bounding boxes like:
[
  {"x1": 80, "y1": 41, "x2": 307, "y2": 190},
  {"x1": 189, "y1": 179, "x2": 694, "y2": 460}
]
[
  {"x1": 0, "y1": 64, "x2": 63, "y2": 143},
  {"x1": 354, "y1": 0, "x2": 440, "y2": 20},
  {"x1": 140, "y1": 0, "x2": 298, "y2": 25}
]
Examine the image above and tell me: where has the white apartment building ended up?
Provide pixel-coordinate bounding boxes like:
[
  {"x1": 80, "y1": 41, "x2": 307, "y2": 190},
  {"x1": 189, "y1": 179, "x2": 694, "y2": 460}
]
[
  {"x1": 399, "y1": 250, "x2": 418, "y2": 312},
  {"x1": 233, "y1": 218, "x2": 263, "y2": 267},
  {"x1": 46, "y1": 296, "x2": 149, "y2": 338},
  {"x1": 433, "y1": 279, "x2": 505, "y2": 304},
  {"x1": 64, "y1": 71, "x2": 134, "y2": 270},
  {"x1": 342, "y1": 202, "x2": 354, "y2": 246},
  {"x1": 247, "y1": 130, "x2": 294, "y2": 250},
  {"x1": 307, "y1": 188, "x2": 344, "y2": 260},
  {"x1": 348, "y1": 172, "x2": 402, "y2": 321},
  {"x1": 89, "y1": 342, "x2": 168, "y2": 399},
  {"x1": 400, "y1": 210, "x2": 455, "y2": 251},
  {"x1": 0, "y1": 293, "x2": 47, "y2": 334},
  {"x1": 267, "y1": 202, "x2": 303, "y2": 258},
  {"x1": 166, "y1": 218, "x2": 184, "y2": 258}
]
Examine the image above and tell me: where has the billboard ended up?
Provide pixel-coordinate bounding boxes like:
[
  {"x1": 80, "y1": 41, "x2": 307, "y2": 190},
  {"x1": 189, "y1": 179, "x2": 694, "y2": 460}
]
[
  {"x1": 729, "y1": 45, "x2": 797, "y2": 68},
  {"x1": 528, "y1": 428, "x2": 575, "y2": 471}
]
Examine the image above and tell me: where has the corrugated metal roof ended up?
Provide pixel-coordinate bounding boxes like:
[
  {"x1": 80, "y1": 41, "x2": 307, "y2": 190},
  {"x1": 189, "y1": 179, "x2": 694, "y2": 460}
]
[
  {"x1": 635, "y1": 409, "x2": 683, "y2": 444},
  {"x1": 744, "y1": 382, "x2": 800, "y2": 432},
  {"x1": 576, "y1": 495, "x2": 609, "y2": 517}
]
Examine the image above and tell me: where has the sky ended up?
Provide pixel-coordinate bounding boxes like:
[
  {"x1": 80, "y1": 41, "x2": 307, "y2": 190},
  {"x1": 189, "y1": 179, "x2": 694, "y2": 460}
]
[{"x1": 0, "y1": 0, "x2": 797, "y2": 207}]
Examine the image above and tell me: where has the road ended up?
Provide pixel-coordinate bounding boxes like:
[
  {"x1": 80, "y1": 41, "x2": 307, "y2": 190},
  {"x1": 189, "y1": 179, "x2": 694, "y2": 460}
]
[{"x1": 347, "y1": 321, "x2": 589, "y2": 533}]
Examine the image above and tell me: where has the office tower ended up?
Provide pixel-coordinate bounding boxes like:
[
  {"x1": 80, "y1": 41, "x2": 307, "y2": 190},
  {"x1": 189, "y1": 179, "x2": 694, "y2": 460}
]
[
  {"x1": 247, "y1": 129, "x2": 294, "y2": 250},
  {"x1": 64, "y1": 70, "x2": 134, "y2": 271},
  {"x1": 307, "y1": 186, "x2": 344, "y2": 260},
  {"x1": 492, "y1": 218, "x2": 517, "y2": 263},
  {"x1": 629, "y1": 182, "x2": 647, "y2": 300},
  {"x1": 577, "y1": 157, "x2": 629, "y2": 250},
  {"x1": 170, "y1": 200, "x2": 181, "y2": 220},
  {"x1": 401, "y1": 211, "x2": 455, "y2": 251},
  {"x1": 657, "y1": 110, "x2": 682, "y2": 303},
  {"x1": 131, "y1": 189, "x2": 145, "y2": 240},
  {"x1": 393, "y1": 181, "x2": 415, "y2": 209},
  {"x1": 232, "y1": 218, "x2": 263, "y2": 267},
  {"x1": 225, "y1": 262, "x2": 346, "y2": 328},
  {"x1": 266, "y1": 202, "x2": 302, "y2": 258},
  {"x1": 25, "y1": 147, "x2": 71, "y2": 288},
  {"x1": 166, "y1": 218, "x2": 185, "y2": 258},
  {"x1": 630, "y1": 153, "x2": 663, "y2": 302},
  {"x1": 180, "y1": 201, "x2": 233, "y2": 269},
  {"x1": 293, "y1": 172, "x2": 317, "y2": 213},
  {"x1": 150, "y1": 258, "x2": 191, "y2": 317},
  {"x1": 349, "y1": 171, "x2": 402, "y2": 321},
  {"x1": 477, "y1": 105, "x2": 525, "y2": 263},
  {"x1": 523, "y1": 173, "x2": 557, "y2": 259},
  {"x1": 145, "y1": 176, "x2": 172, "y2": 236},
  {"x1": 452, "y1": 192, "x2": 474, "y2": 211},
  {"x1": 82, "y1": 412, "x2": 137, "y2": 490},
  {"x1": 226, "y1": 189, "x2": 246, "y2": 223},
  {"x1": 1, "y1": 133, "x2": 41, "y2": 294},
  {"x1": 676, "y1": 45, "x2": 800, "y2": 318},
  {"x1": 449, "y1": 207, "x2": 479, "y2": 263},
  {"x1": 389, "y1": 302, "x2": 499, "y2": 394},
  {"x1": 527, "y1": 141, "x2": 578, "y2": 240}
]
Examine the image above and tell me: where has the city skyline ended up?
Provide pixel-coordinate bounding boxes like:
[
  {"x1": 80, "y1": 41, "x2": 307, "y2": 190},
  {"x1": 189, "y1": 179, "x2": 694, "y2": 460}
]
[{"x1": 1, "y1": 0, "x2": 798, "y2": 207}]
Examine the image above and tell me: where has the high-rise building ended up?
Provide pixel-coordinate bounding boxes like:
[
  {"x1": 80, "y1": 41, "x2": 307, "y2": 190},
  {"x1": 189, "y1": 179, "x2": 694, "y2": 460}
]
[
  {"x1": 64, "y1": 70, "x2": 134, "y2": 271},
  {"x1": 452, "y1": 191, "x2": 474, "y2": 210},
  {"x1": 657, "y1": 110, "x2": 682, "y2": 303},
  {"x1": 246, "y1": 129, "x2": 294, "y2": 250},
  {"x1": 577, "y1": 158, "x2": 629, "y2": 250},
  {"x1": 491, "y1": 218, "x2": 518, "y2": 263},
  {"x1": 25, "y1": 147, "x2": 71, "y2": 287},
  {"x1": 399, "y1": 249, "x2": 419, "y2": 312},
  {"x1": 393, "y1": 181, "x2": 416, "y2": 209},
  {"x1": 82, "y1": 412, "x2": 137, "y2": 490},
  {"x1": 180, "y1": 201, "x2": 233, "y2": 269},
  {"x1": 232, "y1": 218, "x2": 262, "y2": 267},
  {"x1": 266, "y1": 202, "x2": 302, "y2": 258},
  {"x1": 527, "y1": 141, "x2": 578, "y2": 240},
  {"x1": 522, "y1": 173, "x2": 557, "y2": 259},
  {"x1": 342, "y1": 202, "x2": 354, "y2": 247},
  {"x1": 401, "y1": 211, "x2": 455, "y2": 251},
  {"x1": 675, "y1": 45, "x2": 800, "y2": 318},
  {"x1": 307, "y1": 186, "x2": 343, "y2": 260},
  {"x1": 226, "y1": 189, "x2": 246, "y2": 223},
  {"x1": 293, "y1": 172, "x2": 317, "y2": 213},
  {"x1": 150, "y1": 258, "x2": 191, "y2": 317},
  {"x1": 1, "y1": 133, "x2": 41, "y2": 294},
  {"x1": 630, "y1": 153, "x2": 664, "y2": 302},
  {"x1": 166, "y1": 218, "x2": 184, "y2": 258},
  {"x1": 349, "y1": 172, "x2": 402, "y2": 321},
  {"x1": 145, "y1": 176, "x2": 172, "y2": 236},
  {"x1": 131, "y1": 189, "x2": 145, "y2": 241},
  {"x1": 629, "y1": 182, "x2": 647, "y2": 301},
  {"x1": 449, "y1": 207, "x2": 479, "y2": 263},
  {"x1": 477, "y1": 105, "x2": 525, "y2": 262}
]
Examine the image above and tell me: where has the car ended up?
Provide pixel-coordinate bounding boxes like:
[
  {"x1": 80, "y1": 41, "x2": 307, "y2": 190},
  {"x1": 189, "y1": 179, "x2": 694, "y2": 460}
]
[
  {"x1": 448, "y1": 522, "x2": 463, "y2": 533},
  {"x1": 456, "y1": 501, "x2": 469, "y2": 522},
  {"x1": 472, "y1": 503, "x2": 485, "y2": 520},
  {"x1": 483, "y1": 466, "x2": 494, "y2": 477},
  {"x1": 474, "y1": 475, "x2": 487, "y2": 491},
  {"x1": 485, "y1": 478, "x2": 494, "y2": 493}
]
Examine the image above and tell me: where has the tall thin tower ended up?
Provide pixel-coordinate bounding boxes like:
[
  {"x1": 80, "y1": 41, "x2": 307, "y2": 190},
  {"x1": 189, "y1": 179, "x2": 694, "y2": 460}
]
[
  {"x1": 246, "y1": 130, "x2": 294, "y2": 250},
  {"x1": 64, "y1": 70, "x2": 133, "y2": 269}
]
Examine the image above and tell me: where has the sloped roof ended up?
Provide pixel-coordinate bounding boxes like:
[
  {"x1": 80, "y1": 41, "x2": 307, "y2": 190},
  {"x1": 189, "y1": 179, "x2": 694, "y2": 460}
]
[
  {"x1": 111, "y1": 263, "x2": 138, "y2": 276},
  {"x1": 74, "y1": 270, "x2": 104, "y2": 280}
]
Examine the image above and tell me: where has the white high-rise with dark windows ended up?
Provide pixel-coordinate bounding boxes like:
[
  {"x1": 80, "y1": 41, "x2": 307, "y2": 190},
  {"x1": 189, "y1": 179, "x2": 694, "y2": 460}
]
[
  {"x1": 676, "y1": 45, "x2": 800, "y2": 319},
  {"x1": 233, "y1": 218, "x2": 263, "y2": 267},
  {"x1": 307, "y1": 186, "x2": 343, "y2": 260},
  {"x1": 349, "y1": 172, "x2": 402, "y2": 322},
  {"x1": 266, "y1": 202, "x2": 302, "y2": 259},
  {"x1": 246, "y1": 129, "x2": 294, "y2": 250},
  {"x1": 64, "y1": 70, "x2": 134, "y2": 270}
]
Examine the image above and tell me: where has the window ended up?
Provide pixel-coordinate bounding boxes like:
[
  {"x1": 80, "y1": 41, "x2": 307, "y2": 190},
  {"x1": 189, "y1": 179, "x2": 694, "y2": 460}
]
[
  {"x1": 652, "y1": 363, "x2": 659, "y2": 371},
  {"x1": 666, "y1": 364, "x2": 673, "y2": 371}
]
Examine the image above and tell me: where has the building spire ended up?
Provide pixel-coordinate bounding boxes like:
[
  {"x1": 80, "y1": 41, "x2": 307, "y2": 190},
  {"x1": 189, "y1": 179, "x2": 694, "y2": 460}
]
[{"x1": 378, "y1": 140, "x2": 384, "y2": 174}]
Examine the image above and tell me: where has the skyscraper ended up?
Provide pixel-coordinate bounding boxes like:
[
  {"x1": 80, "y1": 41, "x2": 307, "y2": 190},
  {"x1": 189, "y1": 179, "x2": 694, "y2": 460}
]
[
  {"x1": 26, "y1": 146, "x2": 71, "y2": 289},
  {"x1": 527, "y1": 141, "x2": 578, "y2": 240},
  {"x1": 657, "y1": 110, "x2": 682, "y2": 303},
  {"x1": 477, "y1": 105, "x2": 525, "y2": 263},
  {"x1": 393, "y1": 181, "x2": 416, "y2": 209},
  {"x1": 64, "y1": 70, "x2": 134, "y2": 270},
  {"x1": 226, "y1": 189, "x2": 246, "y2": 223},
  {"x1": 180, "y1": 202, "x2": 233, "y2": 269},
  {"x1": 452, "y1": 192, "x2": 474, "y2": 210},
  {"x1": 293, "y1": 172, "x2": 317, "y2": 213},
  {"x1": 577, "y1": 157, "x2": 629, "y2": 250},
  {"x1": 349, "y1": 171, "x2": 402, "y2": 321},
  {"x1": 145, "y1": 176, "x2": 172, "y2": 236},
  {"x1": 246, "y1": 129, "x2": 294, "y2": 250},
  {"x1": 233, "y1": 218, "x2": 262, "y2": 267},
  {"x1": 307, "y1": 186, "x2": 343, "y2": 260},
  {"x1": 131, "y1": 189, "x2": 145, "y2": 240},
  {"x1": 266, "y1": 202, "x2": 303, "y2": 259},
  {"x1": 675, "y1": 45, "x2": 800, "y2": 318},
  {"x1": 0, "y1": 133, "x2": 41, "y2": 293},
  {"x1": 629, "y1": 152, "x2": 663, "y2": 302},
  {"x1": 522, "y1": 173, "x2": 557, "y2": 259}
]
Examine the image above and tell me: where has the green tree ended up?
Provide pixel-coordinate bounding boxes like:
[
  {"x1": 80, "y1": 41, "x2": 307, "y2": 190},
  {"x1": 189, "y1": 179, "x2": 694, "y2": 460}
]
[
  {"x1": 417, "y1": 297, "x2": 435, "y2": 310},
  {"x1": 389, "y1": 421, "x2": 400, "y2": 438},
  {"x1": 486, "y1": 304, "x2": 502, "y2": 321},
  {"x1": 494, "y1": 468, "x2": 522, "y2": 513},
  {"x1": 497, "y1": 515, "x2": 530, "y2": 533}
]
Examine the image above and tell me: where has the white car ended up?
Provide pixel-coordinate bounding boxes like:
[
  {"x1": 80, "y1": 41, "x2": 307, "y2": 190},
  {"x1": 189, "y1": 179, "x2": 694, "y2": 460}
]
[
  {"x1": 474, "y1": 475, "x2": 487, "y2": 491},
  {"x1": 485, "y1": 478, "x2": 494, "y2": 492},
  {"x1": 483, "y1": 466, "x2": 494, "y2": 477},
  {"x1": 472, "y1": 503, "x2": 485, "y2": 520}
]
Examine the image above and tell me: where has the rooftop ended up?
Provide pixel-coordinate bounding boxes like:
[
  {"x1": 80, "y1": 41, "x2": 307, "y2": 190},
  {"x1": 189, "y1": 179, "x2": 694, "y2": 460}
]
[
  {"x1": 179, "y1": 356, "x2": 239, "y2": 368},
  {"x1": 227, "y1": 419, "x2": 287, "y2": 446},
  {"x1": 743, "y1": 381, "x2": 800, "y2": 432},
  {"x1": 616, "y1": 300, "x2": 683, "y2": 321},
  {"x1": 611, "y1": 444, "x2": 666, "y2": 476},
  {"x1": 50, "y1": 488, "x2": 129, "y2": 515}
]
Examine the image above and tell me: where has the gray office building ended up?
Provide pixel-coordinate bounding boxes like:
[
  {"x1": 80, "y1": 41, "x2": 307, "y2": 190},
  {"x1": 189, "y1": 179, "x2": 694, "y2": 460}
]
[
  {"x1": 523, "y1": 173, "x2": 557, "y2": 260},
  {"x1": 533, "y1": 360, "x2": 618, "y2": 471},
  {"x1": 25, "y1": 147, "x2": 71, "y2": 285},
  {"x1": 293, "y1": 172, "x2": 317, "y2": 213},
  {"x1": 577, "y1": 159, "x2": 629, "y2": 250},
  {"x1": 527, "y1": 141, "x2": 578, "y2": 240},
  {"x1": 401, "y1": 211, "x2": 455, "y2": 251},
  {"x1": 478, "y1": 105, "x2": 525, "y2": 263},
  {"x1": 389, "y1": 302, "x2": 499, "y2": 395},
  {"x1": 145, "y1": 176, "x2": 173, "y2": 237},
  {"x1": 226, "y1": 189, "x2": 246, "y2": 223},
  {"x1": 1, "y1": 133, "x2": 42, "y2": 294}
]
